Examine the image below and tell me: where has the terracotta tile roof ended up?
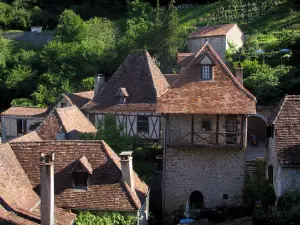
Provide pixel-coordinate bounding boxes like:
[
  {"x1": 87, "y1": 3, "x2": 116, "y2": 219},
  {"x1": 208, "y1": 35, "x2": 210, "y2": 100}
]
[
  {"x1": 157, "y1": 43, "x2": 256, "y2": 114},
  {"x1": 75, "y1": 155, "x2": 93, "y2": 174},
  {"x1": 177, "y1": 53, "x2": 194, "y2": 66},
  {"x1": 94, "y1": 103, "x2": 156, "y2": 113},
  {"x1": 36, "y1": 111, "x2": 61, "y2": 140},
  {"x1": 1, "y1": 107, "x2": 47, "y2": 117},
  {"x1": 10, "y1": 131, "x2": 42, "y2": 143},
  {"x1": 163, "y1": 74, "x2": 180, "y2": 85},
  {"x1": 0, "y1": 143, "x2": 76, "y2": 225},
  {"x1": 55, "y1": 106, "x2": 97, "y2": 134},
  {"x1": 65, "y1": 91, "x2": 94, "y2": 109},
  {"x1": 188, "y1": 24, "x2": 237, "y2": 38},
  {"x1": 10, "y1": 140, "x2": 149, "y2": 211},
  {"x1": 84, "y1": 50, "x2": 169, "y2": 112},
  {"x1": 271, "y1": 95, "x2": 300, "y2": 166}
]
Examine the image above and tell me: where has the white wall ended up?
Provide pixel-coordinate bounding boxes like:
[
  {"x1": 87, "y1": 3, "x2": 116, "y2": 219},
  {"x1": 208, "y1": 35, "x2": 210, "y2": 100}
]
[
  {"x1": 1, "y1": 116, "x2": 44, "y2": 140},
  {"x1": 226, "y1": 25, "x2": 244, "y2": 50},
  {"x1": 92, "y1": 113, "x2": 161, "y2": 140},
  {"x1": 188, "y1": 36, "x2": 227, "y2": 58}
]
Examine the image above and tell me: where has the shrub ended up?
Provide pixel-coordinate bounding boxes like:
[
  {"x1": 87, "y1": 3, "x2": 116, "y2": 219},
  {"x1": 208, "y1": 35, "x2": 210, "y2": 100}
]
[{"x1": 277, "y1": 190, "x2": 300, "y2": 211}]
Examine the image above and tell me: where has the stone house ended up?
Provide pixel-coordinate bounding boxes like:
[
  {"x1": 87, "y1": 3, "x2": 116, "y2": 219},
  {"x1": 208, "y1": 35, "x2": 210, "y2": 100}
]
[
  {"x1": 8, "y1": 140, "x2": 150, "y2": 225},
  {"x1": 83, "y1": 50, "x2": 170, "y2": 140},
  {"x1": 0, "y1": 143, "x2": 76, "y2": 224},
  {"x1": 186, "y1": 24, "x2": 244, "y2": 59},
  {"x1": 1, "y1": 106, "x2": 48, "y2": 142},
  {"x1": 157, "y1": 43, "x2": 256, "y2": 212},
  {"x1": 266, "y1": 95, "x2": 300, "y2": 200}
]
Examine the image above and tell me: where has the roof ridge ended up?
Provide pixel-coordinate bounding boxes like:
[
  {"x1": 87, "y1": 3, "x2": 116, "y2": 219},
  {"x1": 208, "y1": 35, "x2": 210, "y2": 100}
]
[{"x1": 271, "y1": 95, "x2": 288, "y2": 125}]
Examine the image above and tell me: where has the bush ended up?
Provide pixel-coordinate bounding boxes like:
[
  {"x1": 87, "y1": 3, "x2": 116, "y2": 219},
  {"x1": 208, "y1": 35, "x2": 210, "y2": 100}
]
[
  {"x1": 277, "y1": 190, "x2": 300, "y2": 211},
  {"x1": 76, "y1": 211, "x2": 137, "y2": 225}
]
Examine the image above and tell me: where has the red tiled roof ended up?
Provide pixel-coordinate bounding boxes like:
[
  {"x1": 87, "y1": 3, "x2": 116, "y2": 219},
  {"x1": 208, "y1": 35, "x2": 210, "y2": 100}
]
[
  {"x1": 1, "y1": 107, "x2": 47, "y2": 117},
  {"x1": 10, "y1": 131, "x2": 42, "y2": 143},
  {"x1": 0, "y1": 143, "x2": 76, "y2": 225},
  {"x1": 84, "y1": 50, "x2": 169, "y2": 112},
  {"x1": 65, "y1": 91, "x2": 94, "y2": 109},
  {"x1": 10, "y1": 140, "x2": 149, "y2": 211},
  {"x1": 157, "y1": 43, "x2": 256, "y2": 114},
  {"x1": 177, "y1": 53, "x2": 194, "y2": 65},
  {"x1": 188, "y1": 24, "x2": 237, "y2": 38},
  {"x1": 55, "y1": 106, "x2": 96, "y2": 134},
  {"x1": 271, "y1": 95, "x2": 300, "y2": 166},
  {"x1": 76, "y1": 155, "x2": 93, "y2": 174},
  {"x1": 164, "y1": 74, "x2": 180, "y2": 86}
]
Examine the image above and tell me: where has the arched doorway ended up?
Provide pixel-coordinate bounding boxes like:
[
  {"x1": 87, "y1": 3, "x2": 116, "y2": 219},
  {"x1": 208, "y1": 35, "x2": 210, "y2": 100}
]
[
  {"x1": 189, "y1": 191, "x2": 204, "y2": 209},
  {"x1": 247, "y1": 115, "x2": 267, "y2": 142}
]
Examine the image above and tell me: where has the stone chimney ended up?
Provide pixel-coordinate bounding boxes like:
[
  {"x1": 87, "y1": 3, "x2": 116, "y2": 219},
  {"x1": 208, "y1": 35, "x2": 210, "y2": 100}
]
[
  {"x1": 94, "y1": 74, "x2": 105, "y2": 96},
  {"x1": 119, "y1": 151, "x2": 134, "y2": 191},
  {"x1": 235, "y1": 63, "x2": 243, "y2": 85},
  {"x1": 40, "y1": 152, "x2": 55, "y2": 225}
]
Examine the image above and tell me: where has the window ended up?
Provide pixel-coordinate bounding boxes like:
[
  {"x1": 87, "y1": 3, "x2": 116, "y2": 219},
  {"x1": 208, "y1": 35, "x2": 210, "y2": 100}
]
[
  {"x1": 137, "y1": 115, "x2": 149, "y2": 133},
  {"x1": 202, "y1": 120, "x2": 212, "y2": 131},
  {"x1": 226, "y1": 118, "x2": 237, "y2": 144},
  {"x1": 201, "y1": 65, "x2": 212, "y2": 80},
  {"x1": 17, "y1": 119, "x2": 27, "y2": 134},
  {"x1": 61, "y1": 102, "x2": 67, "y2": 108},
  {"x1": 73, "y1": 171, "x2": 89, "y2": 189},
  {"x1": 118, "y1": 97, "x2": 126, "y2": 104},
  {"x1": 268, "y1": 165, "x2": 273, "y2": 183}
]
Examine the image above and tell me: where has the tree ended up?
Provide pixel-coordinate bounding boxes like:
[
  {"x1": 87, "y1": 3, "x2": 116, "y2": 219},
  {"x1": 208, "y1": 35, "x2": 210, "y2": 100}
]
[
  {"x1": 159, "y1": 0, "x2": 179, "y2": 72},
  {"x1": 56, "y1": 9, "x2": 86, "y2": 42}
]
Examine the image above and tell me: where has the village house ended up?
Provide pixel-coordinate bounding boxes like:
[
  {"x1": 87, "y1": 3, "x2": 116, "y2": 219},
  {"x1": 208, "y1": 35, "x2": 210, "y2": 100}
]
[
  {"x1": 8, "y1": 140, "x2": 149, "y2": 225},
  {"x1": 0, "y1": 91, "x2": 94, "y2": 143},
  {"x1": 1, "y1": 106, "x2": 48, "y2": 142},
  {"x1": 186, "y1": 24, "x2": 244, "y2": 59},
  {"x1": 157, "y1": 43, "x2": 256, "y2": 212},
  {"x1": 266, "y1": 95, "x2": 300, "y2": 201},
  {"x1": 83, "y1": 50, "x2": 170, "y2": 140},
  {"x1": 0, "y1": 143, "x2": 76, "y2": 224}
]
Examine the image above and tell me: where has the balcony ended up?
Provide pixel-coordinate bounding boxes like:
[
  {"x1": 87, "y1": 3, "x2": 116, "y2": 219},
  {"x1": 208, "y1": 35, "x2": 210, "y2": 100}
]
[{"x1": 166, "y1": 114, "x2": 246, "y2": 148}]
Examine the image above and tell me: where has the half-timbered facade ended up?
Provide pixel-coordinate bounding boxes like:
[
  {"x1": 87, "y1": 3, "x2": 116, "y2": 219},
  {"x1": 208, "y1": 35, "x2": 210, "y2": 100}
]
[
  {"x1": 157, "y1": 43, "x2": 256, "y2": 212},
  {"x1": 84, "y1": 50, "x2": 169, "y2": 140}
]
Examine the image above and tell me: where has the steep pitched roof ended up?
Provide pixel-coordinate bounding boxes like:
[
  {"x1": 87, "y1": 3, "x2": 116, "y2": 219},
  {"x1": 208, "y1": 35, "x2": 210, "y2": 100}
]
[
  {"x1": 55, "y1": 106, "x2": 96, "y2": 134},
  {"x1": 164, "y1": 74, "x2": 181, "y2": 86},
  {"x1": 177, "y1": 53, "x2": 194, "y2": 66},
  {"x1": 116, "y1": 87, "x2": 129, "y2": 97},
  {"x1": 84, "y1": 50, "x2": 169, "y2": 112},
  {"x1": 1, "y1": 107, "x2": 47, "y2": 117},
  {"x1": 35, "y1": 106, "x2": 96, "y2": 140},
  {"x1": 10, "y1": 131, "x2": 42, "y2": 143},
  {"x1": 10, "y1": 140, "x2": 149, "y2": 211},
  {"x1": 0, "y1": 143, "x2": 76, "y2": 225},
  {"x1": 188, "y1": 24, "x2": 238, "y2": 38},
  {"x1": 271, "y1": 95, "x2": 300, "y2": 166},
  {"x1": 157, "y1": 43, "x2": 256, "y2": 114},
  {"x1": 65, "y1": 91, "x2": 94, "y2": 109}
]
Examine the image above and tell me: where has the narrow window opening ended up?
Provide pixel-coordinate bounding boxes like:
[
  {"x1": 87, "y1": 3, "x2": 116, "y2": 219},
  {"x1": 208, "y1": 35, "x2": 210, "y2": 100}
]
[
  {"x1": 202, "y1": 120, "x2": 212, "y2": 131},
  {"x1": 201, "y1": 65, "x2": 212, "y2": 80},
  {"x1": 118, "y1": 97, "x2": 126, "y2": 104},
  {"x1": 137, "y1": 115, "x2": 149, "y2": 134}
]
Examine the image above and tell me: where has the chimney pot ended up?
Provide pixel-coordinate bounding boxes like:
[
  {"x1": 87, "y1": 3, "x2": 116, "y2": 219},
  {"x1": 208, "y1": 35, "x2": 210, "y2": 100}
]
[
  {"x1": 119, "y1": 151, "x2": 134, "y2": 191},
  {"x1": 94, "y1": 74, "x2": 105, "y2": 96},
  {"x1": 235, "y1": 63, "x2": 243, "y2": 85}
]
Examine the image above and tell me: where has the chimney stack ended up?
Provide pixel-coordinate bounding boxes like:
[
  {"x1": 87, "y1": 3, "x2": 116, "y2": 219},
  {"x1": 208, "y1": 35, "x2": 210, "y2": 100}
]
[
  {"x1": 119, "y1": 151, "x2": 134, "y2": 191},
  {"x1": 235, "y1": 63, "x2": 243, "y2": 85},
  {"x1": 40, "y1": 152, "x2": 55, "y2": 225},
  {"x1": 94, "y1": 74, "x2": 105, "y2": 96}
]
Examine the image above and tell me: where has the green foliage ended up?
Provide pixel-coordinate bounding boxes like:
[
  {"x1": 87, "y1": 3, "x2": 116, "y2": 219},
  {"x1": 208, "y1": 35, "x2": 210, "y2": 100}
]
[
  {"x1": 56, "y1": 10, "x2": 86, "y2": 43},
  {"x1": 76, "y1": 211, "x2": 137, "y2": 225},
  {"x1": 277, "y1": 190, "x2": 300, "y2": 211},
  {"x1": 80, "y1": 77, "x2": 94, "y2": 91},
  {"x1": 11, "y1": 98, "x2": 35, "y2": 107}
]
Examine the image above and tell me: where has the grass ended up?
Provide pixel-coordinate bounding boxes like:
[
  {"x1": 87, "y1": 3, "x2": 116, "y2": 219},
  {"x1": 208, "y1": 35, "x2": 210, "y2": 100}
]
[{"x1": 1, "y1": 38, "x2": 43, "y2": 53}]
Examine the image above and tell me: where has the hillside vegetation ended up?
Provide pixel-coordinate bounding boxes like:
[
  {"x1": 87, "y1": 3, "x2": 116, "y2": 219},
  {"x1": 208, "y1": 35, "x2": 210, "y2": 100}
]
[{"x1": 0, "y1": 0, "x2": 299, "y2": 110}]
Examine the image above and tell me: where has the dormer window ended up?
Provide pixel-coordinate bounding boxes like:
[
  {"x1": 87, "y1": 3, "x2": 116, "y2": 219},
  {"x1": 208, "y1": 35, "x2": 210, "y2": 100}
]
[
  {"x1": 118, "y1": 96, "x2": 126, "y2": 104},
  {"x1": 116, "y1": 87, "x2": 129, "y2": 104},
  {"x1": 198, "y1": 54, "x2": 214, "y2": 81},
  {"x1": 201, "y1": 65, "x2": 212, "y2": 80},
  {"x1": 71, "y1": 155, "x2": 93, "y2": 190}
]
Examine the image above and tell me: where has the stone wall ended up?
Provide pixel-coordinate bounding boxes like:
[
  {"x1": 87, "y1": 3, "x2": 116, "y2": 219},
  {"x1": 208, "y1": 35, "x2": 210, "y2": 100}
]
[{"x1": 163, "y1": 146, "x2": 245, "y2": 212}]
